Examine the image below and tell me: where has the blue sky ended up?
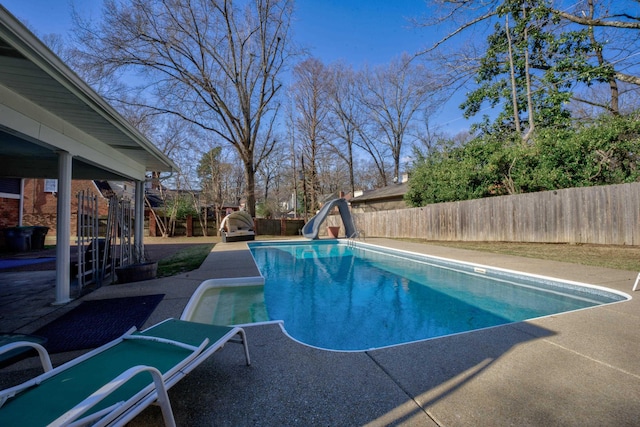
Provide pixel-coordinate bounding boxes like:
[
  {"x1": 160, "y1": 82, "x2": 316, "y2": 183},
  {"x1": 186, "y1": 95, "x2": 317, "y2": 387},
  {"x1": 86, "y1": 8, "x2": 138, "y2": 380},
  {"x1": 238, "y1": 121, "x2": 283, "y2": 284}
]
[
  {"x1": 2, "y1": 0, "x2": 432, "y2": 65},
  {"x1": 293, "y1": 0, "x2": 431, "y2": 66},
  {"x1": 1, "y1": 0, "x2": 471, "y2": 132}
]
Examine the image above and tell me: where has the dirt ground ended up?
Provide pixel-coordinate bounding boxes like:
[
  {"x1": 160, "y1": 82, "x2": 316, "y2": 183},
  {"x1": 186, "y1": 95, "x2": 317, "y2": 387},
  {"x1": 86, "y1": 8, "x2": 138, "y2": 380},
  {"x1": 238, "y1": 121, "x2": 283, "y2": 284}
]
[{"x1": 0, "y1": 235, "x2": 221, "y2": 272}]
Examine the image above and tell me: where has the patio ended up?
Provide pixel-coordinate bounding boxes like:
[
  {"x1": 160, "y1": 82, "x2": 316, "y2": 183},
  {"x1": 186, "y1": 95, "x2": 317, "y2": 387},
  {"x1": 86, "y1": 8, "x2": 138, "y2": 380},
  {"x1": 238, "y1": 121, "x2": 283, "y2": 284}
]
[{"x1": 1, "y1": 238, "x2": 639, "y2": 426}]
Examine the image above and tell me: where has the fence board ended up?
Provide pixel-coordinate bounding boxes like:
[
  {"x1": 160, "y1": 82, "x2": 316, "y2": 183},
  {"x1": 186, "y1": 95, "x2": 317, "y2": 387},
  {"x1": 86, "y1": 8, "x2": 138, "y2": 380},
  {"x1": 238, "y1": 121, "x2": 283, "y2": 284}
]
[{"x1": 347, "y1": 182, "x2": 640, "y2": 246}]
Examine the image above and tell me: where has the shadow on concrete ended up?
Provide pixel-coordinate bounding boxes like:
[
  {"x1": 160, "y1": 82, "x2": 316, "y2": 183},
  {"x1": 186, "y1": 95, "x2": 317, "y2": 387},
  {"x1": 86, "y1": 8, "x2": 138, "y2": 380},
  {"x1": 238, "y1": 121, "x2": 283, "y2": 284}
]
[{"x1": 124, "y1": 320, "x2": 554, "y2": 426}]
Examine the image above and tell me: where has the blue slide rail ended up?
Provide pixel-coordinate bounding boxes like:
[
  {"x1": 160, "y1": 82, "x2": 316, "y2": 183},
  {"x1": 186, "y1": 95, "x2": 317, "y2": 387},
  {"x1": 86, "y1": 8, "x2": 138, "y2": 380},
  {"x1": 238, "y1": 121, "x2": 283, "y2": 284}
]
[{"x1": 302, "y1": 198, "x2": 356, "y2": 240}]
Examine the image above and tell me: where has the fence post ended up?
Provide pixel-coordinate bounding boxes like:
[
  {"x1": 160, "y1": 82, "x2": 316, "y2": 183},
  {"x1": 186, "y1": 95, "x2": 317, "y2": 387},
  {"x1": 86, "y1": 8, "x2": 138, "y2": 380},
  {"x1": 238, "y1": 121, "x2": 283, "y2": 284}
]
[
  {"x1": 186, "y1": 215, "x2": 193, "y2": 237},
  {"x1": 149, "y1": 213, "x2": 157, "y2": 237}
]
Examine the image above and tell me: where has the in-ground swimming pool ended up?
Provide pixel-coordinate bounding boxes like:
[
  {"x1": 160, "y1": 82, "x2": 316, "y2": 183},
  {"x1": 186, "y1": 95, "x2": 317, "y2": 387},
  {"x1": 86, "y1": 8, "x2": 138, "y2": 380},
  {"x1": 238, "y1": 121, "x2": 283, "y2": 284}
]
[{"x1": 182, "y1": 241, "x2": 629, "y2": 351}]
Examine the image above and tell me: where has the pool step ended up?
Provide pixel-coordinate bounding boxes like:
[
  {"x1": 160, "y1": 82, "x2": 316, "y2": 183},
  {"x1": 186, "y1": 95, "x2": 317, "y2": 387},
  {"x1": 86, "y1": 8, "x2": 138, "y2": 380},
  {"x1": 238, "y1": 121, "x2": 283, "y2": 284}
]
[{"x1": 214, "y1": 286, "x2": 268, "y2": 325}]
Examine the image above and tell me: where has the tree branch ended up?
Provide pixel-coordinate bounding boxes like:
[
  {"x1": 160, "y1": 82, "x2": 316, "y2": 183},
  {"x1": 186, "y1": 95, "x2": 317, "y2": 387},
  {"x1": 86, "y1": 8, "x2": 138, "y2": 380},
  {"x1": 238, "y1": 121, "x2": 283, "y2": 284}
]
[{"x1": 551, "y1": 10, "x2": 640, "y2": 29}]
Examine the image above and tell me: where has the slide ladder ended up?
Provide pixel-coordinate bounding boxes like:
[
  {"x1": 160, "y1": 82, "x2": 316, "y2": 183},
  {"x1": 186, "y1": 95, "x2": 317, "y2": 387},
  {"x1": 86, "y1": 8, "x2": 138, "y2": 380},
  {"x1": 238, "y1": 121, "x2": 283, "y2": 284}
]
[{"x1": 302, "y1": 198, "x2": 356, "y2": 240}]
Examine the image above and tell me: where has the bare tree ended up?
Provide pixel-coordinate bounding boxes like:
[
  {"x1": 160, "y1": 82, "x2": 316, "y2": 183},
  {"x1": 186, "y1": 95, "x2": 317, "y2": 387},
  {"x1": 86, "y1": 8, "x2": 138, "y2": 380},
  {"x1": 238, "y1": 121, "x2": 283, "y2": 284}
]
[
  {"x1": 197, "y1": 146, "x2": 226, "y2": 232},
  {"x1": 360, "y1": 53, "x2": 436, "y2": 184},
  {"x1": 72, "y1": 0, "x2": 295, "y2": 216},
  {"x1": 256, "y1": 139, "x2": 289, "y2": 217},
  {"x1": 284, "y1": 99, "x2": 301, "y2": 217},
  {"x1": 325, "y1": 62, "x2": 360, "y2": 196},
  {"x1": 290, "y1": 58, "x2": 331, "y2": 215},
  {"x1": 354, "y1": 122, "x2": 394, "y2": 187},
  {"x1": 579, "y1": 0, "x2": 621, "y2": 115},
  {"x1": 353, "y1": 159, "x2": 388, "y2": 190},
  {"x1": 134, "y1": 114, "x2": 203, "y2": 236}
]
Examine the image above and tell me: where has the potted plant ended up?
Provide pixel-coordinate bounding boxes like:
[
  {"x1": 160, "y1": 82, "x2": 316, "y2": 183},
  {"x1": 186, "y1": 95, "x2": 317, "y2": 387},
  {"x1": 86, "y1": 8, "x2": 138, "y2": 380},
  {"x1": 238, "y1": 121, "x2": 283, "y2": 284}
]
[
  {"x1": 327, "y1": 226, "x2": 340, "y2": 238},
  {"x1": 115, "y1": 242, "x2": 158, "y2": 284}
]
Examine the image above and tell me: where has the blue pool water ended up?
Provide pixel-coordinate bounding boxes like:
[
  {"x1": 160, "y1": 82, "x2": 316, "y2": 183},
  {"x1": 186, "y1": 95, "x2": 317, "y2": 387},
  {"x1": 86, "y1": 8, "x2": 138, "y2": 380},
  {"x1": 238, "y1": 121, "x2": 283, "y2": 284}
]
[{"x1": 248, "y1": 241, "x2": 627, "y2": 351}]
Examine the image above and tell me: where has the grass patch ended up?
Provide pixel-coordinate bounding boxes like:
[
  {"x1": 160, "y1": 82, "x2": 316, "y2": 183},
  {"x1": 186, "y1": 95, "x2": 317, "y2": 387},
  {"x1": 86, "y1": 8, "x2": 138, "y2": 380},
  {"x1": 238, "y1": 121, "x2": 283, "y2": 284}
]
[
  {"x1": 403, "y1": 240, "x2": 640, "y2": 272},
  {"x1": 156, "y1": 243, "x2": 215, "y2": 277}
]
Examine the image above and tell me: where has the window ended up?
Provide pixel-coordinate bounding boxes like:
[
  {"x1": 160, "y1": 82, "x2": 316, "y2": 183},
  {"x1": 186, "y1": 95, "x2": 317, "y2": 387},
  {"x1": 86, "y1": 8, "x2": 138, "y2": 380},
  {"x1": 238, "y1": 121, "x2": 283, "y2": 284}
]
[{"x1": 0, "y1": 178, "x2": 20, "y2": 196}]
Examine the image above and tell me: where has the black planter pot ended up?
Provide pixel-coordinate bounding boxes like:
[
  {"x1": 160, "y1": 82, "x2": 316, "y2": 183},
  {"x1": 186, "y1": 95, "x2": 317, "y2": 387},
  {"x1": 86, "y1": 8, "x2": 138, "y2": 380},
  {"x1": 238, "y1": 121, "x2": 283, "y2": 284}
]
[{"x1": 115, "y1": 261, "x2": 158, "y2": 284}]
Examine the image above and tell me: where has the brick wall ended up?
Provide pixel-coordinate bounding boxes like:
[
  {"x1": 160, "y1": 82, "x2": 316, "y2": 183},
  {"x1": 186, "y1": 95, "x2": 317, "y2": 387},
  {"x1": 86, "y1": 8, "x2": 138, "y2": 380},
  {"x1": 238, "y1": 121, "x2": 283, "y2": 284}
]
[
  {"x1": 0, "y1": 198, "x2": 20, "y2": 249},
  {"x1": 0, "y1": 198, "x2": 20, "y2": 228},
  {"x1": 21, "y1": 179, "x2": 110, "y2": 235}
]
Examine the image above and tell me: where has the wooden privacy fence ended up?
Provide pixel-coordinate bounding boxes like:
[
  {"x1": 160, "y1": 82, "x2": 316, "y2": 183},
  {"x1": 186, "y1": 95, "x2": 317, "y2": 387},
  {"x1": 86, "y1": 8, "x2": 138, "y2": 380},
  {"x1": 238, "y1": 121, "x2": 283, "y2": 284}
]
[
  {"x1": 327, "y1": 182, "x2": 640, "y2": 245},
  {"x1": 143, "y1": 217, "x2": 305, "y2": 237},
  {"x1": 254, "y1": 218, "x2": 305, "y2": 236}
]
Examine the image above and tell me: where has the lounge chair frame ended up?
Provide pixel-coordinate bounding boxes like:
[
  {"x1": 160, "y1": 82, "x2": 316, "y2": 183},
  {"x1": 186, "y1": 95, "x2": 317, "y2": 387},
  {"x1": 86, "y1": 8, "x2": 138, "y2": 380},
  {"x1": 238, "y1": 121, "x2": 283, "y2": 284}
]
[{"x1": 0, "y1": 319, "x2": 250, "y2": 426}]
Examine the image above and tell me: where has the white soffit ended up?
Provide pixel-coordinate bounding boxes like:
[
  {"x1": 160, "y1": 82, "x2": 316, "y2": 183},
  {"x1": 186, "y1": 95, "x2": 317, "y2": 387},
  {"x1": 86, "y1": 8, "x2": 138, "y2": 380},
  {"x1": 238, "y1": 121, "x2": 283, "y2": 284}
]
[{"x1": 0, "y1": 5, "x2": 177, "y2": 180}]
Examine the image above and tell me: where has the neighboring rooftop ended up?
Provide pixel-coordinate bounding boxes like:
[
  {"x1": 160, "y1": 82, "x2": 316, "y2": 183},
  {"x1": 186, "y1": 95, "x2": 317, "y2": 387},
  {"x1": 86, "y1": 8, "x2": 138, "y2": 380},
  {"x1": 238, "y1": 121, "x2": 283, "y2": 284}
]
[
  {"x1": 350, "y1": 181, "x2": 409, "y2": 212},
  {"x1": 351, "y1": 181, "x2": 408, "y2": 203}
]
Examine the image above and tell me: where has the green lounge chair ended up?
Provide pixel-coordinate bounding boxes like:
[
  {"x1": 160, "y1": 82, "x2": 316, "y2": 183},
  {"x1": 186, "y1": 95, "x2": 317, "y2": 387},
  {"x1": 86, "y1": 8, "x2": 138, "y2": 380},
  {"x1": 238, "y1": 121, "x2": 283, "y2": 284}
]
[{"x1": 0, "y1": 319, "x2": 250, "y2": 426}]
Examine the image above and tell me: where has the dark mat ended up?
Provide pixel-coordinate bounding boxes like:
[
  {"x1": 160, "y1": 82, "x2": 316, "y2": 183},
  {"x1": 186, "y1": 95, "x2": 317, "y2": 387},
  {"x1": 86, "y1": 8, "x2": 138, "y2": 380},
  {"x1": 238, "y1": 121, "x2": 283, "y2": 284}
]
[
  {"x1": 33, "y1": 294, "x2": 164, "y2": 353},
  {"x1": 0, "y1": 257, "x2": 55, "y2": 270}
]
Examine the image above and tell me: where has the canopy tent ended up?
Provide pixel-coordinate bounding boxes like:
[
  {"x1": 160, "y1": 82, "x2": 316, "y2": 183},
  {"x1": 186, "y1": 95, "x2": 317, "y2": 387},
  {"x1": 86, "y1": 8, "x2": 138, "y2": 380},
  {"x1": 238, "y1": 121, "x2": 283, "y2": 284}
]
[{"x1": 0, "y1": 6, "x2": 177, "y2": 304}]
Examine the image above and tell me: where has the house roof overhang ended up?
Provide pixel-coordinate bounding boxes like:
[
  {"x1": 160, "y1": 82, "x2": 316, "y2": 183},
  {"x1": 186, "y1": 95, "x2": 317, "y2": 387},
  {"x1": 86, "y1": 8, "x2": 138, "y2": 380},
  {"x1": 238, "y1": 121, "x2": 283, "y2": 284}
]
[
  {"x1": 0, "y1": 5, "x2": 177, "y2": 181},
  {"x1": 350, "y1": 182, "x2": 408, "y2": 204}
]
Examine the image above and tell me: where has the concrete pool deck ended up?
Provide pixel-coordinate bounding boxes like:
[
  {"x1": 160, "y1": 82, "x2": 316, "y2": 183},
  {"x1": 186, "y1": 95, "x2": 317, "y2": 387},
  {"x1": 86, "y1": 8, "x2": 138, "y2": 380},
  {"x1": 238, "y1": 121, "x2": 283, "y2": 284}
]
[{"x1": 1, "y1": 238, "x2": 639, "y2": 426}]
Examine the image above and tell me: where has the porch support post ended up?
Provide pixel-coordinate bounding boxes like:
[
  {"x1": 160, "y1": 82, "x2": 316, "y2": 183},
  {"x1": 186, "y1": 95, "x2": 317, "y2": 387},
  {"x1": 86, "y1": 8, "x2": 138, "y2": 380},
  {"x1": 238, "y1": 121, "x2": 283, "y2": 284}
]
[
  {"x1": 134, "y1": 180, "x2": 145, "y2": 259},
  {"x1": 54, "y1": 151, "x2": 72, "y2": 304}
]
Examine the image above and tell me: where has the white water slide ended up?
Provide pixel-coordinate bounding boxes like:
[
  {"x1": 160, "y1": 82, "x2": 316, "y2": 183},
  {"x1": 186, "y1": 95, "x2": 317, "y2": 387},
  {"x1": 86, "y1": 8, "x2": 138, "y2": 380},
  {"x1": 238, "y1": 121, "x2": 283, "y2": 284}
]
[{"x1": 302, "y1": 198, "x2": 357, "y2": 239}]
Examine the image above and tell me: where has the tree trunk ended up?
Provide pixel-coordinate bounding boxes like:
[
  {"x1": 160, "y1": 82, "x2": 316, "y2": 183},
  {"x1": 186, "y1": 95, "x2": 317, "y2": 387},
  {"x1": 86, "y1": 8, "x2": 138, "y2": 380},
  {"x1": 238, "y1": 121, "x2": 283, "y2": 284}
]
[
  {"x1": 506, "y1": 15, "x2": 522, "y2": 134},
  {"x1": 587, "y1": 0, "x2": 619, "y2": 115},
  {"x1": 522, "y1": 5, "x2": 535, "y2": 143},
  {"x1": 244, "y1": 158, "x2": 256, "y2": 218}
]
